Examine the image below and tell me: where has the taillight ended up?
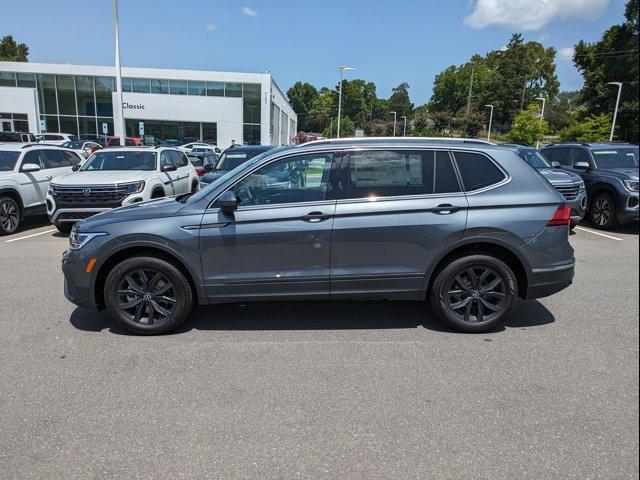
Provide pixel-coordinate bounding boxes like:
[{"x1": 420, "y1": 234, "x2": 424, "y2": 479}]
[
  {"x1": 196, "y1": 168, "x2": 205, "y2": 175},
  {"x1": 548, "y1": 205, "x2": 571, "y2": 226}
]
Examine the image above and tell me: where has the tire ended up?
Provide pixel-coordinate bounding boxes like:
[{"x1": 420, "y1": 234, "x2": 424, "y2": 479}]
[
  {"x1": 151, "y1": 188, "x2": 165, "y2": 199},
  {"x1": 104, "y1": 256, "x2": 194, "y2": 335},
  {"x1": 0, "y1": 196, "x2": 21, "y2": 236},
  {"x1": 55, "y1": 222, "x2": 73, "y2": 234},
  {"x1": 589, "y1": 192, "x2": 618, "y2": 230},
  {"x1": 570, "y1": 219, "x2": 579, "y2": 230},
  {"x1": 430, "y1": 254, "x2": 518, "y2": 333}
]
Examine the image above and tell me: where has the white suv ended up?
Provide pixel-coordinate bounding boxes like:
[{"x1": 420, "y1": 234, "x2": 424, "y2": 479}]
[
  {"x1": 46, "y1": 147, "x2": 199, "y2": 232},
  {"x1": 39, "y1": 133, "x2": 78, "y2": 145},
  {"x1": 0, "y1": 143, "x2": 83, "y2": 235}
]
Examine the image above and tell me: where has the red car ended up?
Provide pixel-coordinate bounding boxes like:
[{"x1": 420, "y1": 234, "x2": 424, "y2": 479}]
[{"x1": 107, "y1": 136, "x2": 145, "y2": 147}]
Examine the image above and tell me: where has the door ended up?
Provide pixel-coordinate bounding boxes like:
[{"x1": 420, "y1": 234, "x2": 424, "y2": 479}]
[
  {"x1": 17, "y1": 150, "x2": 49, "y2": 208},
  {"x1": 41, "y1": 149, "x2": 75, "y2": 196},
  {"x1": 171, "y1": 151, "x2": 192, "y2": 193},
  {"x1": 566, "y1": 147, "x2": 596, "y2": 186},
  {"x1": 159, "y1": 151, "x2": 178, "y2": 195},
  {"x1": 199, "y1": 151, "x2": 339, "y2": 301},
  {"x1": 330, "y1": 149, "x2": 469, "y2": 300}
]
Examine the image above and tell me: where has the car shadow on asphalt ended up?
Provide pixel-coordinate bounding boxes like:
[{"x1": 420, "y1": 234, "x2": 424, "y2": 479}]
[
  {"x1": 579, "y1": 219, "x2": 639, "y2": 235},
  {"x1": 69, "y1": 299, "x2": 555, "y2": 336}
]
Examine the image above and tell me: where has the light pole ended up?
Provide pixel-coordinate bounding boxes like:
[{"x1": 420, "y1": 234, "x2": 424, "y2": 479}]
[
  {"x1": 390, "y1": 111, "x2": 397, "y2": 136},
  {"x1": 336, "y1": 66, "x2": 355, "y2": 138},
  {"x1": 607, "y1": 82, "x2": 622, "y2": 141},
  {"x1": 535, "y1": 96, "x2": 546, "y2": 149},
  {"x1": 466, "y1": 62, "x2": 476, "y2": 115},
  {"x1": 485, "y1": 104, "x2": 494, "y2": 141},
  {"x1": 401, "y1": 116, "x2": 407, "y2": 136},
  {"x1": 112, "y1": 0, "x2": 125, "y2": 146}
]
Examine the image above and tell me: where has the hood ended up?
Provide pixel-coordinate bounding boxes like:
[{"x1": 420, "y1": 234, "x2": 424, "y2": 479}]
[
  {"x1": 595, "y1": 167, "x2": 639, "y2": 181},
  {"x1": 76, "y1": 196, "x2": 186, "y2": 230},
  {"x1": 52, "y1": 170, "x2": 151, "y2": 186},
  {"x1": 538, "y1": 168, "x2": 582, "y2": 184},
  {"x1": 201, "y1": 171, "x2": 227, "y2": 183}
]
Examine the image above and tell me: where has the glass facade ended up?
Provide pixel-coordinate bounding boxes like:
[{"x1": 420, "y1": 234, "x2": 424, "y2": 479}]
[
  {"x1": 0, "y1": 112, "x2": 28, "y2": 132},
  {"x1": 125, "y1": 119, "x2": 217, "y2": 145}
]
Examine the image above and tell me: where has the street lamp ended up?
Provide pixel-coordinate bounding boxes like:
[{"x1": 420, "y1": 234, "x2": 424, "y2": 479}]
[
  {"x1": 112, "y1": 0, "x2": 125, "y2": 146},
  {"x1": 336, "y1": 66, "x2": 355, "y2": 139},
  {"x1": 607, "y1": 82, "x2": 623, "y2": 141},
  {"x1": 535, "y1": 96, "x2": 546, "y2": 149},
  {"x1": 400, "y1": 116, "x2": 407, "y2": 136},
  {"x1": 390, "y1": 111, "x2": 397, "y2": 136},
  {"x1": 485, "y1": 104, "x2": 494, "y2": 141}
]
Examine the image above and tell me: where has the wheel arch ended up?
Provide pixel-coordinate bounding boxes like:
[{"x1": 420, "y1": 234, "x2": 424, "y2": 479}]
[
  {"x1": 421, "y1": 238, "x2": 531, "y2": 300},
  {"x1": 0, "y1": 187, "x2": 24, "y2": 213},
  {"x1": 587, "y1": 182, "x2": 618, "y2": 208}
]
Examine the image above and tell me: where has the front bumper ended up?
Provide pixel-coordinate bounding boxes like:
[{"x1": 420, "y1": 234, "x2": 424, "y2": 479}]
[
  {"x1": 62, "y1": 248, "x2": 99, "y2": 311},
  {"x1": 47, "y1": 193, "x2": 143, "y2": 224},
  {"x1": 617, "y1": 192, "x2": 639, "y2": 223},
  {"x1": 525, "y1": 261, "x2": 575, "y2": 300},
  {"x1": 567, "y1": 191, "x2": 587, "y2": 223}
]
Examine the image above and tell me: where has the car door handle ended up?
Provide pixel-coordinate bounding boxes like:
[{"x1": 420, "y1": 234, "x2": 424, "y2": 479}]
[
  {"x1": 301, "y1": 211, "x2": 330, "y2": 222},
  {"x1": 46, "y1": 174, "x2": 53, "y2": 180},
  {"x1": 432, "y1": 204, "x2": 460, "y2": 214}
]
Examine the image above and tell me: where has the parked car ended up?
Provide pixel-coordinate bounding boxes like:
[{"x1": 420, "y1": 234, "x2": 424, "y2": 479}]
[
  {"x1": 61, "y1": 137, "x2": 575, "y2": 335},
  {"x1": 200, "y1": 145, "x2": 274, "y2": 185},
  {"x1": 39, "y1": 132, "x2": 78, "y2": 145},
  {"x1": 511, "y1": 145, "x2": 587, "y2": 228},
  {"x1": 79, "y1": 134, "x2": 108, "y2": 147},
  {"x1": 61, "y1": 140, "x2": 103, "y2": 159},
  {"x1": 541, "y1": 142, "x2": 639, "y2": 229},
  {"x1": 107, "y1": 136, "x2": 144, "y2": 147},
  {"x1": 187, "y1": 151, "x2": 220, "y2": 177},
  {"x1": 0, "y1": 143, "x2": 83, "y2": 235},
  {"x1": 0, "y1": 131, "x2": 37, "y2": 143},
  {"x1": 179, "y1": 142, "x2": 221, "y2": 154},
  {"x1": 47, "y1": 147, "x2": 199, "y2": 233}
]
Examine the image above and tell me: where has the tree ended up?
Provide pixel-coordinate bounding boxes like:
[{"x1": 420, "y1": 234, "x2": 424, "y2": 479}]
[
  {"x1": 0, "y1": 35, "x2": 29, "y2": 62},
  {"x1": 458, "y1": 110, "x2": 485, "y2": 137},
  {"x1": 387, "y1": 83, "x2": 414, "y2": 118},
  {"x1": 558, "y1": 113, "x2": 612, "y2": 142},
  {"x1": 573, "y1": 0, "x2": 639, "y2": 142},
  {"x1": 286, "y1": 82, "x2": 318, "y2": 132},
  {"x1": 506, "y1": 104, "x2": 548, "y2": 146}
]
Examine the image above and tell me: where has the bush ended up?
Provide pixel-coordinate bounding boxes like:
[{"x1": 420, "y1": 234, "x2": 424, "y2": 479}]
[
  {"x1": 506, "y1": 104, "x2": 548, "y2": 146},
  {"x1": 430, "y1": 111, "x2": 456, "y2": 133},
  {"x1": 558, "y1": 113, "x2": 611, "y2": 142},
  {"x1": 458, "y1": 110, "x2": 485, "y2": 138}
]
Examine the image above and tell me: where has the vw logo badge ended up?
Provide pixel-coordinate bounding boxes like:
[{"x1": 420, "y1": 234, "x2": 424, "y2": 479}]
[{"x1": 83, "y1": 188, "x2": 92, "y2": 197}]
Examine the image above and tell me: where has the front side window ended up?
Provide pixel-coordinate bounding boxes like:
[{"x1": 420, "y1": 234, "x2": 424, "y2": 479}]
[
  {"x1": 22, "y1": 150, "x2": 45, "y2": 169},
  {"x1": 453, "y1": 151, "x2": 506, "y2": 191},
  {"x1": 42, "y1": 150, "x2": 68, "y2": 169},
  {"x1": 570, "y1": 148, "x2": 591, "y2": 167},
  {"x1": 0, "y1": 151, "x2": 20, "y2": 171},
  {"x1": 346, "y1": 150, "x2": 460, "y2": 198},
  {"x1": 591, "y1": 147, "x2": 639, "y2": 169},
  {"x1": 232, "y1": 153, "x2": 334, "y2": 207},
  {"x1": 81, "y1": 151, "x2": 157, "y2": 171}
]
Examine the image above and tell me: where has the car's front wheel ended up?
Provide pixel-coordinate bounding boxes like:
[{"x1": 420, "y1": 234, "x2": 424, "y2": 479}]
[
  {"x1": 430, "y1": 254, "x2": 518, "y2": 332},
  {"x1": 0, "y1": 196, "x2": 21, "y2": 235},
  {"x1": 590, "y1": 192, "x2": 618, "y2": 230},
  {"x1": 104, "y1": 256, "x2": 194, "y2": 334}
]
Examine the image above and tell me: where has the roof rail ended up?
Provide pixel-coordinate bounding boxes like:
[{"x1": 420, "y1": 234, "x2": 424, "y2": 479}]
[
  {"x1": 21, "y1": 143, "x2": 42, "y2": 149},
  {"x1": 304, "y1": 136, "x2": 497, "y2": 146}
]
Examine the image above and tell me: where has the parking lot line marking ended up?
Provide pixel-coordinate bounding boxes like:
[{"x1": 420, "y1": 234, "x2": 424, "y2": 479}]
[
  {"x1": 575, "y1": 226, "x2": 624, "y2": 242},
  {"x1": 4, "y1": 229, "x2": 57, "y2": 243}
]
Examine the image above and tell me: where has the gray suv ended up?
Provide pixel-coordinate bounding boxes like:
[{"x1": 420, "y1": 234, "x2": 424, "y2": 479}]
[{"x1": 61, "y1": 138, "x2": 575, "y2": 334}]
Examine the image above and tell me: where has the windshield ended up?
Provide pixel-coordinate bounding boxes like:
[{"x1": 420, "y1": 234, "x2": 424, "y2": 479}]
[
  {"x1": 61, "y1": 141, "x2": 83, "y2": 149},
  {"x1": 0, "y1": 151, "x2": 20, "y2": 171},
  {"x1": 188, "y1": 156, "x2": 204, "y2": 167},
  {"x1": 80, "y1": 151, "x2": 157, "y2": 171},
  {"x1": 517, "y1": 148, "x2": 552, "y2": 169},
  {"x1": 592, "y1": 148, "x2": 639, "y2": 169}
]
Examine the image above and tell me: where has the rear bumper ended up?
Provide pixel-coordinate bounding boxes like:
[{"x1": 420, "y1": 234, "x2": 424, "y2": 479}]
[{"x1": 525, "y1": 261, "x2": 575, "y2": 300}]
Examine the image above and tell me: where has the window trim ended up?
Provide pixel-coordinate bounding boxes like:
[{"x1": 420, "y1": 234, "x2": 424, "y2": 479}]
[{"x1": 450, "y1": 149, "x2": 510, "y2": 194}]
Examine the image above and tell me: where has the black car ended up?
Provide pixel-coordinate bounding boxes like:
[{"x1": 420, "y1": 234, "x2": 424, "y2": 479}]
[
  {"x1": 187, "y1": 151, "x2": 220, "y2": 177},
  {"x1": 0, "y1": 131, "x2": 37, "y2": 143},
  {"x1": 200, "y1": 145, "x2": 274, "y2": 185},
  {"x1": 541, "y1": 142, "x2": 639, "y2": 229}
]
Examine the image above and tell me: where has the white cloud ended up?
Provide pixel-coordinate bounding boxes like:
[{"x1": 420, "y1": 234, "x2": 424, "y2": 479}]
[
  {"x1": 205, "y1": 22, "x2": 217, "y2": 31},
  {"x1": 242, "y1": 6, "x2": 257, "y2": 17},
  {"x1": 465, "y1": 0, "x2": 611, "y2": 31},
  {"x1": 558, "y1": 46, "x2": 575, "y2": 61}
]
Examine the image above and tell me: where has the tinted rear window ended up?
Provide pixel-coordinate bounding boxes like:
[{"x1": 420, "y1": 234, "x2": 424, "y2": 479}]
[
  {"x1": 0, "y1": 151, "x2": 20, "y2": 171},
  {"x1": 454, "y1": 152, "x2": 505, "y2": 191}
]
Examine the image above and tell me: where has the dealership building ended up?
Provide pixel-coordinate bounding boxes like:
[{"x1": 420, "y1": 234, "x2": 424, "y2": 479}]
[{"x1": 0, "y1": 61, "x2": 297, "y2": 147}]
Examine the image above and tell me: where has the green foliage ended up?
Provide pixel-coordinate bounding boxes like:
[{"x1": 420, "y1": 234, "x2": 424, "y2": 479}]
[
  {"x1": 459, "y1": 110, "x2": 485, "y2": 137},
  {"x1": 286, "y1": 82, "x2": 318, "y2": 132},
  {"x1": 0, "y1": 35, "x2": 29, "y2": 62},
  {"x1": 322, "y1": 116, "x2": 354, "y2": 138},
  {"x1": 573, "y1": 0, "x2": 639, "y2": 142},
  {"x1": 558, "y1": 113, "x2": 612, "y2": 142},
  {"x1": 387, "y1": 82, "x2": 414, "y2": 118},
  {"x1": 506, "y1": 105, "x2": 548, "y2": 146}
]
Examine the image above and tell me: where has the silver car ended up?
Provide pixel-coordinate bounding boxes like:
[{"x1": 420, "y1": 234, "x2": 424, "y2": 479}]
[{"x1": 61, "y1": 138, "x2": 575, "y2": 334}]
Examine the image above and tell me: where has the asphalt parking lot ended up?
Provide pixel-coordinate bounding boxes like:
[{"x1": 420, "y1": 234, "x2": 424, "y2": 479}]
[{"x1": 0, "y1": 218, "x2": 638, "y2": 479}]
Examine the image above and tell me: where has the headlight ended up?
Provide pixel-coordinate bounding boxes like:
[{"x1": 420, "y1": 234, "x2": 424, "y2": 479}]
[
  {"x1": 122, "y1": 181, "x2": 145, "y2": 194},
  {"x1": 623, "y1": 179, "x2": 639, "y2": 192},
  {"x1": 48, "y1": 184, "x2": 56, "y2": 196},
  {"x1": 578, "y1": 180, "x2": 585, "y2": 191},
  {"x1": 69, "y1": 229, "x2": 107, "y2": 250}
]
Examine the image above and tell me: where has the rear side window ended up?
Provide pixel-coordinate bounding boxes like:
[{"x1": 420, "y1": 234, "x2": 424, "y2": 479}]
[
  {"x1": 453, "y1": 152, "x2": 505, "y2": 191},
  {"x1": 346, "y1": 150, "x2": 460, "y2": 199},
  {"x1": 61, "y1": 151, "x2": 81, "y2": 166},
  {"x1": 42, "y1": 150, "x2": 67, "y2": 168}
]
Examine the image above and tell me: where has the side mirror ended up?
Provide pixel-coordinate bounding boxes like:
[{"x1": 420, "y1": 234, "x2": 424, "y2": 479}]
[
  {"x1": 204, "y1": 163, "x2": 214, "y2": 173},
  {"x1": 162, "y1": 164, "x2": 177, "y2": 172},
  {"x1": 218, "y1": 190, "x2": 238, "y2": 215},
  {"x1": 72, "y1": 164, "x2": 81, "y2": 171},
  {"x1": 551, "y1": 161, "x2": 561, "y2": 169},
  {"x1": 574, "y1": 161, "x2": 590, "y2": 170},
  {"x1": 21, "y1": 163, "x2": 41, "y2": 173}
]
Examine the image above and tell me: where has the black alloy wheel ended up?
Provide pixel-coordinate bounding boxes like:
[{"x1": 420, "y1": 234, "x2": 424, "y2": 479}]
[
  {"x1": 116, "y1": 268, "x2": 177, "y2": 326},
  {"x1": 590, "y1": 192, "x2": 618, "y2": 230},
  {"x1": 0, "y1": 197, "x2": 20, "y2": 235},
  {"x1": 446, "y1": 266, "x2": 507, "y2": 324}
]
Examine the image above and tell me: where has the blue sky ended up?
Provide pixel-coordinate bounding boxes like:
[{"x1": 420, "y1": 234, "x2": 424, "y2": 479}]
[{"x1": 0, "y1": 0, "x2": 629, "y2": 103}]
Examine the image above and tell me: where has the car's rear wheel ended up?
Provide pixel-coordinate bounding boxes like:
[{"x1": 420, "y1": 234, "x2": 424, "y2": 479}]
[
  {"x1": 590, "y1": 192, "x2": 618, "y2": 230},
  {"x1": 104, "y1": 256, "x2": 194, "y2": 335},
  {"x1": 0, "y1": 196, "x2": 21, "y2": 235},
  {"x1": 430, "y1": 254, "x2": 518, "y2": 332}
]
